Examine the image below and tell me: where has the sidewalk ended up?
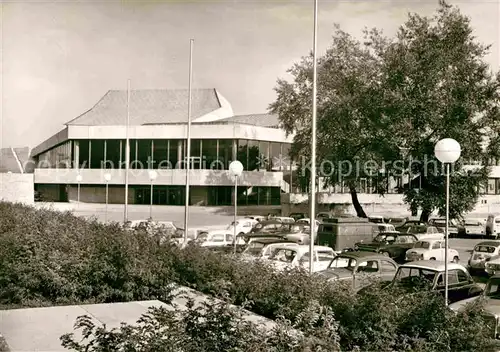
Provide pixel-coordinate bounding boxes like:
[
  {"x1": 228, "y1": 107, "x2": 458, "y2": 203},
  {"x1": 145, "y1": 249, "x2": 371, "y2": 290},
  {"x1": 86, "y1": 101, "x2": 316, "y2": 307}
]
[{"x1": 0, "y1": 286, "x2": 277, "y2": 352}]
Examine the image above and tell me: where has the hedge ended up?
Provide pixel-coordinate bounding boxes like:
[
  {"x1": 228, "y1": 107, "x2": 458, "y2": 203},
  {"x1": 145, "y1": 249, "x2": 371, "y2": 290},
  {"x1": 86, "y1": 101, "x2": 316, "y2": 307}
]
[{"x1": 0, "y1": 201, "x2": 497, "y2": 351}]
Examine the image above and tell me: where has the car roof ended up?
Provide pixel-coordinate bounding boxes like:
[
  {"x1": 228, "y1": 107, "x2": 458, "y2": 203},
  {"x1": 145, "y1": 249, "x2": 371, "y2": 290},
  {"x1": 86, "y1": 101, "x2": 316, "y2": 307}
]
[
  {"x1": 272, "y1": 245, "x2": 333, "y2": 252},
  {"x1": 336, "y1": 251, "x2": 392, "y2": 259},
  {"x1": 250, "y1": 238, "x2": 295, "y2": 244},
  {"x1": 399, "y1": 260, "x2": 465, "y2": 271},
  {"x1": 475, "y1": 241, "x2": 500, "y2": 247}
]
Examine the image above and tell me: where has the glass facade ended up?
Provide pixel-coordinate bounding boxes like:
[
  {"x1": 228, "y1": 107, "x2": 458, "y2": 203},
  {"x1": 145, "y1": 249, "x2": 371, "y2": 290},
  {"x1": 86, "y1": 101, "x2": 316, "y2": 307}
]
[{"x1": 38, "y1": 141, "x2": 72, "y2": 168}]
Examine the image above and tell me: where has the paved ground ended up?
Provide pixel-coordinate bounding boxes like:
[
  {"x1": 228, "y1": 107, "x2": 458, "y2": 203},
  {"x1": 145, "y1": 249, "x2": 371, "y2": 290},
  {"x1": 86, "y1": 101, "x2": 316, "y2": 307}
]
[{"x1": 0, "y1": 286, "x2": 275, "y2": 352}]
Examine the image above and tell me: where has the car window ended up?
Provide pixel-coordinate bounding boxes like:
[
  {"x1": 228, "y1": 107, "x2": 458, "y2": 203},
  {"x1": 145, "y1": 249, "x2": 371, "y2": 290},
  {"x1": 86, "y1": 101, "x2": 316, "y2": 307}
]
[
  {"x1": 474, "y1": 245, "x2": 497, "y2": 253},
  {"x1": 357, "y1": 260, "x2": 379, "y2": 273},
  {"x1": 262, "y1": 224, "x2": 276, "y2": 230},
  {"x1": 437, "y1": 270, "x2": 459, "y2": 287},
  {"x1": 299, "y1": 252, "x2": 312, "y2": 264},
  {"x1": 414, "y1": 241, "x2": 430, "y2": 249},
  {"x1": 395, "y1": 267, "x2": 436, "y2": 283},
  {"x1": 317, "y1": 250, "x2": 335, "y2": 262},
  {"x1": 431, "y1": 242, "x2": 441, "y2": 249},
  {"x1": 381, "y1": 260, "x2": 397, "y2": 272},
  {"x1": 225, "y1": 234, "x2": 233, "y2": 242},
  {"x1": 270, "y1": 249, "x2": 297, "y2": 263},
  {"x1": 496, "y1": 219, "x2": 500, "y2": 224},
  {"x1": 329, "y1": 256, "x2": 357, "y2": 270},
  {"x1": 457, "y1": 269, "x2": 469, "y2": 283},
  {"x1": 212, "y1": 234, "x2": 225, "y2": 242},
  {"x1": 385, "y1": 235, "x2": 396, "y2": 242}
]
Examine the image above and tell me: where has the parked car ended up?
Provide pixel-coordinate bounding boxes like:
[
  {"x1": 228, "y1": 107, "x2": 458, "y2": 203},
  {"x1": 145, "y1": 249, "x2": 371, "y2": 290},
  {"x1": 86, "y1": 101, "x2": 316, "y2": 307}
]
[
  {"x1": 240, "y1": 233, "x2": 286, "y2": 245},
  {"x1": 195, "y1": 230, "x2": 237, "y2": 248},
  {"x1": 386, "y1": 217, "x2": 407, "y2": 228},
  {"x1": 405, "y1": 239, "x2": 460, "y2": 263},
  {"x1": 428, "y1": 218, "x2": 460, "y2": 237},
  {"x1": 317, "y1": 251, "x2": 398, "y2": 290},
  {"x1": 368, "y1": 215, "x2": 385, "y2": 224},
  {"x1": 249, "y1": 220, "x2": 284, "y2": 234},
  {"x1": 468, "y1": 241, "x2": 500, "y2": 274},
  {"x1": 316, "y1": 212, "x2": 332, "y2": 221},
  {"x1": 390, "y1": 261, "x2": 483, "y2": 304},
  {"x1": 295, "y1": 218, "x2": 320, "y2": 233},
  {"x1": 449, "y1": 275, "x2": 500, "y2": 338},
  {"x1": 459, "y1": 218, "x2": 486, "y2": 237},
  {"x1": 397, "y1": 219, "x2": 426, "y2": 228},
  {"x1": 281, "y1": 224, "x2": 314, "y2": 245},
  {"x1": 355, "y1": 232, "x2": 419, "y2": 263},
  {"x1": 289, "y1": 212, "x2": 307, "y2": 221},
  {"x1": 267, "y1": 245, "x2": 335, "y2": 273},
  {"x1": 372, "y1": 223, "x2": 398, "y2": 235},
  {"x1": 240, "y1": 239, "x2": 299, "y2": 260},
  {"x1": 244, "y1": 215, "x2": 266, "y2": 222},
  {"x1": 273, "y1": 216, "x2": 296, "y2": 224},
  {"x1": 397, "y1": 224, "x2": 444, "y2": 240},
  {"x1": 227, "y1": 218, "x2": 259, "y2": 236},
  {"x1": 485, "y1": 256, "x2": 500, "y2": 276},
  {"x1": 486, "y1": 214, "x2": 500, "y2": 239}
]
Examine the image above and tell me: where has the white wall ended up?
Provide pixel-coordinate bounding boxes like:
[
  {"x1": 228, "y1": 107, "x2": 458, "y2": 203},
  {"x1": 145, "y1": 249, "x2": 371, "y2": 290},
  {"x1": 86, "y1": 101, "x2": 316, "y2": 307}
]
[{"x1": 0, "y1": 173, "x2": 34, "y2": 204}]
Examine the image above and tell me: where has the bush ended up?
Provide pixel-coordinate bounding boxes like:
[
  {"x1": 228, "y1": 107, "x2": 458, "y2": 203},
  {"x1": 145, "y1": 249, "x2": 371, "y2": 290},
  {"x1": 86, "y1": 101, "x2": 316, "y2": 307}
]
[
  {"x1": 0, "y1": 202, "x2": 496, "y2": 350},
  {"x1": 60, "y1": 293, "x2": 341, "y2": 352}
]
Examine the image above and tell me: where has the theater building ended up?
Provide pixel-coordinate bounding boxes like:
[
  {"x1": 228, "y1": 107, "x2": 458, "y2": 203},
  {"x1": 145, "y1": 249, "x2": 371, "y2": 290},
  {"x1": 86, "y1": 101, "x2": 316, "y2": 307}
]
[{"x1": 31, "y1": 88, "x2": 293, "y2": 206}]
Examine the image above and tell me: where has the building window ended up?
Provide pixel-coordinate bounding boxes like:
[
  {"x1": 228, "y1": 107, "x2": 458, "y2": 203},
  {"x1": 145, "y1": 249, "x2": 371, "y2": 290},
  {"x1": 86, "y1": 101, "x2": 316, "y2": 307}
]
[
  {"x1": 105, "y1": 140, "x2": 121, "y2": 169},
  {"x1": 190, "y1": 139, "x2": 202, "y2": 169},
  {"x1": 90, "y1": 140, "x2": 105, "y2": 169},
  {"x1": 217, "y1": 139, "x2": 232, "y2": 170},
  {"x1": 167, "y1": 140, "x2": 178, "y2": 169},
  {"x1": 269, "y1": 142, "x2": 282, "y2": 171},
  {"x1": 136, "y1": 140, "x2": 152, "y2": 169},
  {"x1": 259, "y1": 141, "x2": 270, "y2": 171},
  {"x1": 152, "y1": 140, "x2": 169, "y2": 169},
  {"x1": 78, "y1": 140, "x2": 90, "y2": 169},
  {"x1": 247, "y1": 141, "x2": 259, "y2": 171},
  {"x1": 488, "y1": 179, "x2": 496, "y2": 195},
  {"x1": 202, "y1": 139, "x2": 218, "y2": 170},
  {"x1": 237, "y1": 140, "x2": 248, "y2": 171}
]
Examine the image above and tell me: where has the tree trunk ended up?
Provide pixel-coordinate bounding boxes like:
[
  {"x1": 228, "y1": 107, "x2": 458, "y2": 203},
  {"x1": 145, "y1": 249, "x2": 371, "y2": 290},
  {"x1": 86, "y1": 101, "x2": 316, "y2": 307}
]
[
  {"x1": 349, "y1": 186, "x2": 367, "y2": 218},
  {"x1": 420, "y1": 208, "x2": 431, "y2": 223}
]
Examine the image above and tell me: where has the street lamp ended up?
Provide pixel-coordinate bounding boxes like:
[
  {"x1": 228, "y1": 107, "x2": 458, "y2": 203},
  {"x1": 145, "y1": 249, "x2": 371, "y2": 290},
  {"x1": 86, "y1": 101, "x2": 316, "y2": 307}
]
[
  {"x1": 76, "y1": 174, "x2": 82, "y2": 208},
  {"x1": 104, "y1": 173, "x2": 112, "y2": 223},
  {"x1": 434, "y1": 138, "x2": 461, "y2": 306},
  {"x1": 148, "y1": 170, "x2": 158, "y2": 220},
  {"x1": 229, "y1": 160, "x2": 244, "y2": 254}
]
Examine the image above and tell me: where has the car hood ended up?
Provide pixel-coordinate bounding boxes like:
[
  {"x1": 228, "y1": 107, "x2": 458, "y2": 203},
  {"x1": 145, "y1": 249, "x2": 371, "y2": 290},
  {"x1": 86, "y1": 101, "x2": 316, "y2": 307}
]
[
  {"x1": 318, "y1": 268, "x2": 353, "y2": 280},
  {"x1": 450, "y1": 296, "x2": 500, "y2": 317},
  {"x1": 356, "y1": 242, "x2": 383, "y2": 249}
]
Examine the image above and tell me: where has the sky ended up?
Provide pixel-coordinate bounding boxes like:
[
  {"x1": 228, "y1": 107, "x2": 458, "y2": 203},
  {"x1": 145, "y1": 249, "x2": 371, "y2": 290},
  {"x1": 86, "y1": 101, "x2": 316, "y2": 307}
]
[{"x1": 1, "y1": 0, "x2": 499, "y2": 148}]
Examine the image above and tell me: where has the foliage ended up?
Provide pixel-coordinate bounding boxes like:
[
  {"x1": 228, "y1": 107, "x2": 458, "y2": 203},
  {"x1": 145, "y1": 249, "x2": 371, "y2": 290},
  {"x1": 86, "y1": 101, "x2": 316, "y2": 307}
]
[
  {"x1": 270, "y1": 1, "x2": 497, "y2": 220},
  {"x1": 60, "y1": 294, "x2": 340, "y2": 352},
  {"x1": 0, "y1": 201, "x2": 497, "y2": 351}
]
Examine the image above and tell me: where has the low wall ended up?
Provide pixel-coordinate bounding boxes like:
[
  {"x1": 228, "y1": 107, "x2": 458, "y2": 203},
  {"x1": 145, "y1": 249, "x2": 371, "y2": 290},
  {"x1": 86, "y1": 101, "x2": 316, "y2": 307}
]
[{"x1": 0, "y1": 173, "x2": 34, "y2": 205}]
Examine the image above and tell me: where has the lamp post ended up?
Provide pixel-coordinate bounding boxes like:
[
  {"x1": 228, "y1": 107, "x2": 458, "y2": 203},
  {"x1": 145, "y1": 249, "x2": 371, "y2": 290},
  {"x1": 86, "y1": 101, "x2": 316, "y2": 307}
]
[
  {"x1": 76, "y1": 174, "x2": 82, "y2": 209},
  {"x1": 434, "y1": 138, "x2": 461, "y2": 306},
  {"x1": 148, "y1": 170, "x2": 158, "y2": 220},
  {"x1": 104, "y1": 173, "x2": 111, "y2": 223},
  {"x1": 229, "y1": 160, "x2": 244, "y2": 254}
]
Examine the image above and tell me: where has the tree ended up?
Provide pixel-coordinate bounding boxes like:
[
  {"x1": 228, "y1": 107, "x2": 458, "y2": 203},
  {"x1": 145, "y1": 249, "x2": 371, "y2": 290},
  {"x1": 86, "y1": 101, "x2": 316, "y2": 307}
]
[
  {"x1": 379, "y1": 0, "x2": 497, "y2": 221},
  {"x1": 270, "y1": 1, "x2": 498, "y2": 220},
  {"x1": 270, "y1": 26, "x2": 396, "y2": 217}
]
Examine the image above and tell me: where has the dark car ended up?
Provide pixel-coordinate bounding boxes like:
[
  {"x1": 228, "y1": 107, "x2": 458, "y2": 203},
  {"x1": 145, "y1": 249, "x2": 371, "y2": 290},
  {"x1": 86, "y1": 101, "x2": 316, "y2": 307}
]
[
  {"x1": 250, "y1": 220, "x2": 284, "y2": 234},
  {"x1": 388, "y1": 260, "x2": 483, "y2": 304},
  {"x1": 355, "y1": 232, "x2": 419, "y2": 263},
  {"x1": 289, "y1": 212, "x2": 307, "y2": 221},
  {"x1": 317, "y1": 251, "x2": 399, "y2": 291}
]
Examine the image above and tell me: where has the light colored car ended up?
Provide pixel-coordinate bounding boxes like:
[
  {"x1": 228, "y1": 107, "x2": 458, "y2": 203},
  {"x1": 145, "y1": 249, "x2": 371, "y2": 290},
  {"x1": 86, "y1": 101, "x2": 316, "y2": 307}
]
[
  {"x1": 485, "y1": 256, "x2": 500, "y2": 276},
  {"x1": 196, "y1": 230, "x2": 236, "y2": 248},
  {"x1": 372, "y1": 223, "x2": 397, "y2": 235},
  {"x1": 267, "y1": 245, "x2": 335, "y2": 273},
  {"x1": 226, "y1": 218, "x2": 259, "y2": 236},
  {"x1": 318, "y1": 251, "x2": 398, "y2": 290},
  {"x1": 282, "y1": 224, "x2": 315, "y2": 245},
  {"x1": 244, "y1": 215, "x2": 266, "y2": 222},
  {"x1": 468, "y1": 241, "x2": 500, "y2": 273},
  {"x1": 428, "y1": 218, "x2": 460, "y2": 236},
  {"x1": 397, "y1": 224, "x2": 444, "y2": 240},
  {"x1": 241, "y1": 239, "x2": 299, "y2": 261},
  {"x1": 272, "y1": 216, "x2": 296, "y2": 224},
  {"x1": 405, "y1": 239, "x2": 460, "y2": 262},
  {"x1": 449, "y1": 275, "x2": 499, "y2": 338},
  {"x1": 461, "y1": 218, "x2": 486, "y2": 237},
  {"x1": 486, "y1": 214, "x2": 500, "y2": 239}
]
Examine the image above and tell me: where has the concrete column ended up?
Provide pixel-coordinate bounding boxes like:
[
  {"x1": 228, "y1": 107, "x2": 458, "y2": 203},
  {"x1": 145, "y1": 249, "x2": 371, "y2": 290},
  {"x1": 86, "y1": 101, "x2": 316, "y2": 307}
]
[
  {"x1": 74, "y1": 141, "x2": 80, "y2": 168},
  {"x1": 232, "y1": 139, "x2": 237, "y2": 161}
]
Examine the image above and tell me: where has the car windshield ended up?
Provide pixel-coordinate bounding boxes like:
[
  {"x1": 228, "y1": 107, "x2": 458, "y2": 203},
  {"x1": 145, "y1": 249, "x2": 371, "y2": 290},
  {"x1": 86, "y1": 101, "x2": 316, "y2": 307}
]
[
  {"x1": 269, "y1": 248, "x2": 298, "y2": 263},
  {"x1": 328, "y1": 256, "x2": 357, "y2": 271},
  {"x1": 485, "y1": 278, "x2": 500, "y2": 298},
  {"x1": 394, "y1": 267, "x2": 436, "y2": 284},
  {"x1": 374, "y1": 234, "x2": 389, "y2": 242},
  {"x1": 282, "y1": 225, "x2": 303, "y2": 233},
  {"x1": 413, "y1": 241, "x2": 431, "y2": 249},
  {"x1": 196, "y1": 233, "x2": 208, "y2": 242},
  {"x1": 475, "y1": 245, "x2": 497, "y2": 253}
]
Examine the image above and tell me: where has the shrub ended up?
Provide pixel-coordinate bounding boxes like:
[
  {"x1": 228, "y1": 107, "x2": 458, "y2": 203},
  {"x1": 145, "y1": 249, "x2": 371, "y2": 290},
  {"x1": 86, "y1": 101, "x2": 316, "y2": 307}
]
[{"x1": 60, "y1": 293, "x2": 341, "y2": 352}]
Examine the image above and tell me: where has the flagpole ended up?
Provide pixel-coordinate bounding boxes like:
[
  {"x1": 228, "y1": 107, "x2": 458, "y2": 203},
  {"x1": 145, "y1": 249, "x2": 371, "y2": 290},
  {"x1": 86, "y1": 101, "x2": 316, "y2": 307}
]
[
  {"x1": 309, "y1": 0, "x2": 318, "y2": 275},
  {"x1": 183, "y1": 39, "x2": 194, "y2": 245},
  {"x1": 124, "y1": 79, "x2": 131, "y2": 223}
]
